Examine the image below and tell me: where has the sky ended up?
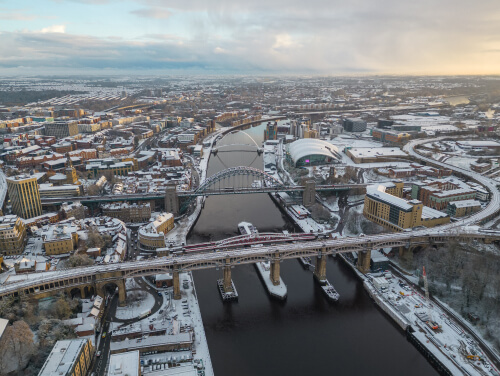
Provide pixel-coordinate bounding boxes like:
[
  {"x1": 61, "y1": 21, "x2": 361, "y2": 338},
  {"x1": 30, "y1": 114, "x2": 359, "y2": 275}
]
[{"x1": 0, "y1": 0, "x2": 499, "y2": 76}]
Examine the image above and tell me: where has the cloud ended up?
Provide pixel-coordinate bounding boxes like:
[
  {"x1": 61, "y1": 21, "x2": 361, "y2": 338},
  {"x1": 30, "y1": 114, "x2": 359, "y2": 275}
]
[
  {"x1": 40, "y1": 24, "x2": 66, "y2": 33},
  {"x1": 131, "y1": 8, "x2": 171, "y2": 19},
  {"x1": 2, "y1": 0, "x2": 500, "y2": 75}
]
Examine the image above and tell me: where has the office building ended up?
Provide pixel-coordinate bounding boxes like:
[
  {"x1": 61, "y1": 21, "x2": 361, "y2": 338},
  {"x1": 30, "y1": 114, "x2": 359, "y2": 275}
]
[
  {"x1": 0, "y1": 215, "x2": 27, "y2": 256},
  {"x1": 44, "y1": 120, "x2": 79, "y2": 139},
  {"x1": 264, "y1": 122, "x2": 278, "y2": 141},
  {"x1": 7, "y1": 175, "x2": 42, "y2": 219},
  {"x1": 41, "y1": 222, "x2": 79, "y2": 255},
  {"x1": 342, "y1": 118, "x2": 367, "y2": 132},
  {"x1": 138, "y1": 212, "x2": 174, "y2": 251},
  {"x1": 38, "y1": 339, "x2": 93, "y2": 376},
  {"x1": 363, "y1": 183, "x2": 449, "y2": 232},
  {"x1": 101, "y1": 202, "x2": 151, "y2": 223},
  {"x1": 411, "y1": 177, "x2": 477, "y2": 210},
  {"x1": 447, "y1": 200, "x2": 481, "y2": 217}
]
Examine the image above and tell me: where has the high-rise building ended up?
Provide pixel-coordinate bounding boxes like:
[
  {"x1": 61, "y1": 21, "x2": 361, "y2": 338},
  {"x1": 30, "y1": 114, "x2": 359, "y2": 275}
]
[
  {"x1": 6, "y1": 175, "x2": 42, "y2": 219},
  {"x1": 264, "y1": 122, "x2": 278, "y2": 141}
]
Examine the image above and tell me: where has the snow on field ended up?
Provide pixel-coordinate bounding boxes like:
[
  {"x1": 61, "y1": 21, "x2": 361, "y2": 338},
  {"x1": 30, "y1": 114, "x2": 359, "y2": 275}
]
[
  {"x1": 115, "y1": 291, "x2": 155, "y2": 320},
  {"x1": 348, "y1": 195, "x2": 365, "y2": 203},
  {"x1": 322, "y1": 197, "x2": 339, "y2": 212},
  {"x1": 444, "y1": 156, "x2": 474, "y2": 171}
]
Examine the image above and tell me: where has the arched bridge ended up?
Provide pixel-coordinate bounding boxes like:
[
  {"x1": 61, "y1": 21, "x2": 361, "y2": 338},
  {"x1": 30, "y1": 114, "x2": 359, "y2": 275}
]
[
  {"x1": 1, "y1": 227, "x2": 498, "y2": 304},
  {"x1": 212, "y1": 130, "x2": 263, "y2": 154}
]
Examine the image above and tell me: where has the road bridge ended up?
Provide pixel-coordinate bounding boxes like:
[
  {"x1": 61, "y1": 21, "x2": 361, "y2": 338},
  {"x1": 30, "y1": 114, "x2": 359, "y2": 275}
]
[
  {"x1": 5, "y1": 136, "x2": 500, "y2": 303},
  {"x1": 0, "y1": 228, "x2": 498, "y2": 304},
  {"x1": 40, "y1": 166, "x2": 363, "y2": 211}
]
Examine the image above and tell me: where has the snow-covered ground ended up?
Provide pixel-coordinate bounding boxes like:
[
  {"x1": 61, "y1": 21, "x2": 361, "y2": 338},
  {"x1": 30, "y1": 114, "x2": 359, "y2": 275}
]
[{"x1": 115, "y1": 291, "x2": 155, "y2": 320}]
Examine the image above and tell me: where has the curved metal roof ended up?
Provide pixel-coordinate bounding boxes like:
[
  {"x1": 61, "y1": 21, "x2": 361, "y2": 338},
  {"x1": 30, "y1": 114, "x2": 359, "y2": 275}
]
[{"x1": 287, "y1": 138, "x2": 340, "y2": 165}]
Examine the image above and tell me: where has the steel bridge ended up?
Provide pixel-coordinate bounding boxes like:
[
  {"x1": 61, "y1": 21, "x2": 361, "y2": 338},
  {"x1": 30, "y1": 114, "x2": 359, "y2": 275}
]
[
  {"x1": 40, "y1": 166, "x2": 358, "y2": 206},
  {"x1": 0, "y1": 228, "x2": 498, "y2": 303},
  {"x1": 8, "y1": 136, "x2": 500, "y2": 303}
]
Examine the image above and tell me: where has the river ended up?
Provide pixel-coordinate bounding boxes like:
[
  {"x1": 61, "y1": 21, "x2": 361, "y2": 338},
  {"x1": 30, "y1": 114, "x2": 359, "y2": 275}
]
[{"x1": 189, "y1": 122, "x2": 438, "y2": 376}]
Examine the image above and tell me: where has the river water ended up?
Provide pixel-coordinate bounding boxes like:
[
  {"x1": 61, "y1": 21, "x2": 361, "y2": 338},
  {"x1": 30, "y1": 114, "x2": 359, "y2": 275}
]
[{"x1": 189, "y1": 122, "x2": 438, "y2": 376}]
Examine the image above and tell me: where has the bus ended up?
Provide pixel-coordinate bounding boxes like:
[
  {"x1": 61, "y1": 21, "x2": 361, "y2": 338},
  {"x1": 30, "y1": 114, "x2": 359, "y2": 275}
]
[{"x1": 139, "y1": 309, "x2": 151, "y2": 319}]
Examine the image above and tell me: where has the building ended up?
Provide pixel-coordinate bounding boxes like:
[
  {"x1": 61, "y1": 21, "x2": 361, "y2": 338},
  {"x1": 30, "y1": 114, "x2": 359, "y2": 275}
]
[
  {"x1": 363, "y1": 183, "x2": 449, "y2": 232},
  {"x1": 371, "y1": 129, "x2": 411, "y2": 144},
  {"x1": 342, "y1": 118, "x2": 367, "y2": 132},
  {"x1": 41, "y1": 222, "x2": 79, "y2": 255},
  {"x1": 447, "y1": 200, "x2": 481, "y2": 217},
  {"x1": 264, "y1": 122, "x2": 278, "y2": 141},
  {"x1": 77, "y1": 123, "x2": 101, "y2": 133},
  {"x1": 411, "y1": 178, "x2": 477, "y2": 210},
  {"x1": 0, "y1": 215, "x2": 26, "y2": 256},
  {"x1": 101, "y1": 202, "x2": 151, "y2": 223},
  {"x1": 470, "y1": 161, "x2": 491, "y2": 173},
  {"x1": 38, "y1": 339, "x2": 93, "y2": 376},
  {"x1": 7, "y1": 175, "x2": 42, "y2": 219},
  {"x1": 39, "y1": 184, "x2": 82, "y2": 199},
  {"x1": 456, "y1": 140, "x2": 500, "y2": 150},
  {"x1": 44, "y1": 121, "x2": 79, "y2": 139},
  {"x1": 346, "y1": 147, "x2": 407, "y2": 164},
  {"x1": 86, "y1": 158, "x2": 136, "y2": 178},
  {"x1": 107, "y1": 351, "x2": 140, "y2": 376},
  {"x1": 138, "y1": 212, "x2": 174, "y2": 251},
  {"x1": 287, "y1": 139, "x2": 341, "y2": 167}
]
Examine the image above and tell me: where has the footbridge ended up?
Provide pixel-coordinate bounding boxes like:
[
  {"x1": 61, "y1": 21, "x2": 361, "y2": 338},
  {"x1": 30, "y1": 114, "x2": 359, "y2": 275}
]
[
  {"x1": 0, "y1": 227, "x2": 499, "y2": 304},
  {"x1": 212, "y1": 130, "x2": 263, "y2": 155}
]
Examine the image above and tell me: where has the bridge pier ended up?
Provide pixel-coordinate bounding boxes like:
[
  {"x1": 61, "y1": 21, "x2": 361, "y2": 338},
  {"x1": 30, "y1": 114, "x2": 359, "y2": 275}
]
[
  {"x1": 270, "y1": 256, "x2": 281, "y2": 286},
  {"x1": 314, "y1": 249, "x2": 327, "y2": 282},
  {"x1": 223, "y1": 260, "x2": 232, "y2": 293},
  {"x1": 303, "y1": 180, "x2": 316, "y2": 207},
  {"x1": 398, "y1": 246, "x2": 413, "y2": 266},
  {"x1": 173, "y1": 267, "x2": 181, "y2": 300},
  {"x1": 95, "y1": 279, "x2": 127, "y2": 306},
  {"x1": 165, "y1": 186, "x2": 179, "y2": 215},
  {"x1": 357, "y1": 250, "x2": 371, "y2": 274}
]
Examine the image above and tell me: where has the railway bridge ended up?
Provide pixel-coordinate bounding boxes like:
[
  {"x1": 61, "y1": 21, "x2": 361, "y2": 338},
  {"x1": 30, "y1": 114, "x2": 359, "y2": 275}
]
[{"x1": 0, "y1": 228, "x2": 498, "y2": 305}]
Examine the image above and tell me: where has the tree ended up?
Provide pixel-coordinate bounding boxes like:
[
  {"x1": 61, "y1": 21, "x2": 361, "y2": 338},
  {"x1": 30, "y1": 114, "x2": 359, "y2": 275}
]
[
  {"x1": 0, "y1": 321, "x2": 35, "y2": 374},
  {"x1": 134, "y1": 135, "x2": 140, "y2": 148},
  {"x1": 86, "y1": 184, "x2": 100, "y2": 196},
  {"x1": 65, "y1": 254, "x2": 94, "y2": 268}
]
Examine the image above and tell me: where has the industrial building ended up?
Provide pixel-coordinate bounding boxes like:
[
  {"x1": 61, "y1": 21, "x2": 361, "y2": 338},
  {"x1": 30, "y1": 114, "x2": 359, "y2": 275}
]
[{"x1": 346, "y1": 147, "x2": 407, "y2": 164}]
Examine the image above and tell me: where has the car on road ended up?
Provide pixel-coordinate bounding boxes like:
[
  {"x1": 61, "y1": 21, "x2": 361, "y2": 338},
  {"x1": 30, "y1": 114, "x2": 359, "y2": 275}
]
[
  {"x1": 101, "y1": 332, "x2": 106, "y2": 339},
  {"x1": 96, "y1": 351, "x2": 101, "y2": 357}
]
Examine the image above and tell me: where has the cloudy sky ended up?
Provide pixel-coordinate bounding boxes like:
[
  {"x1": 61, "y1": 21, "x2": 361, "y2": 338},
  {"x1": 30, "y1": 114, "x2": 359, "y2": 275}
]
[{"x1": 1, "y1": 0, "x2": 499, "y2": 75}]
